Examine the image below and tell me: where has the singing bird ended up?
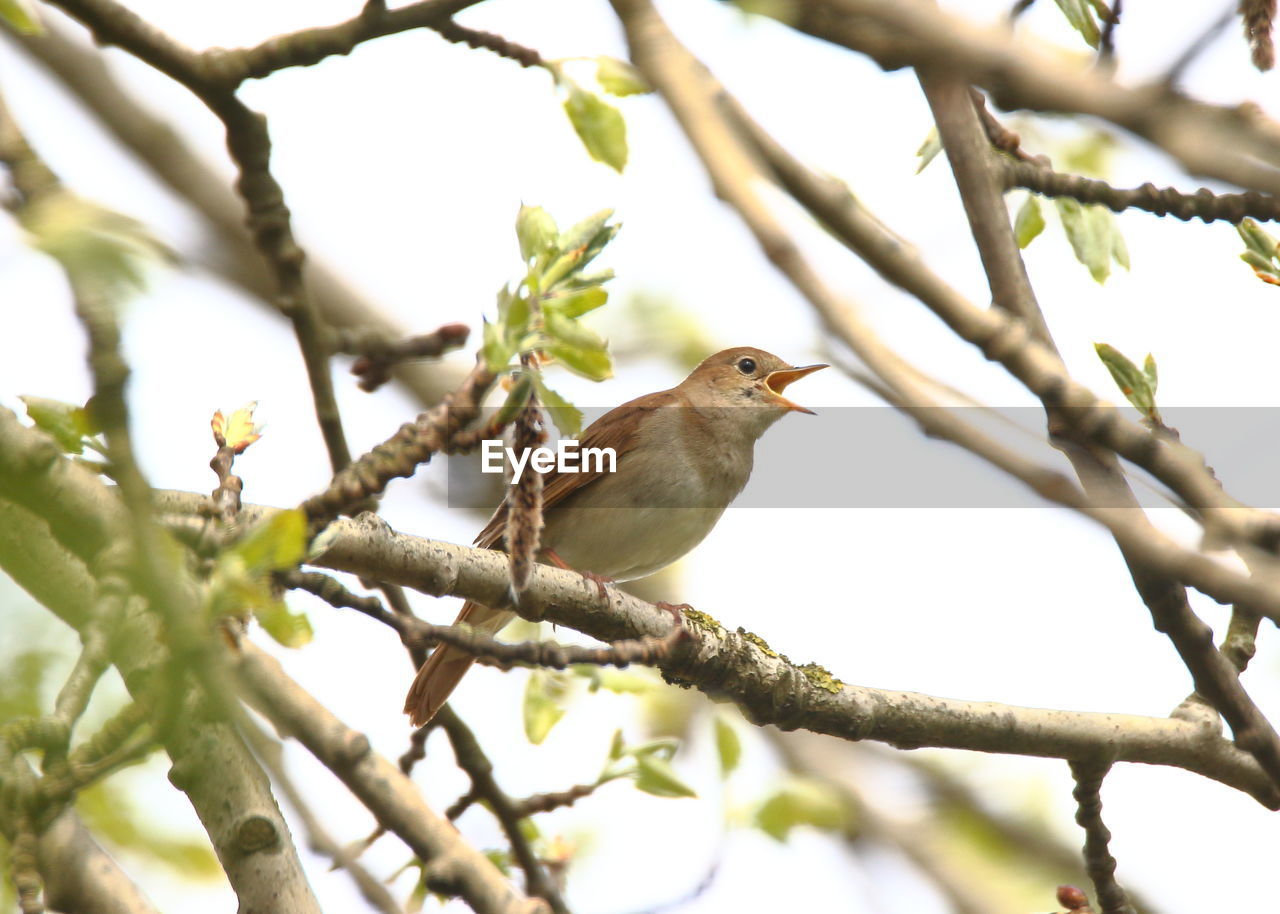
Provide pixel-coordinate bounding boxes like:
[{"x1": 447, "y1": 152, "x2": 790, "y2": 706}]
[{"x1": 404, "y1": 347, "x2": 826, "y2": 725}]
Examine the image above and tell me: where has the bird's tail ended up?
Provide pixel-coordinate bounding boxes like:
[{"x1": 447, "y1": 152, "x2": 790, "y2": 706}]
[{"x1": 403, "y1": 602, "x2": 512, "y2": 726}]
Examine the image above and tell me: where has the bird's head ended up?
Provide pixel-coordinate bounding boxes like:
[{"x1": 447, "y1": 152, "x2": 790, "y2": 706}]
[{"x1": 681, "y1": 347, "x2": 826, "y2": 420}]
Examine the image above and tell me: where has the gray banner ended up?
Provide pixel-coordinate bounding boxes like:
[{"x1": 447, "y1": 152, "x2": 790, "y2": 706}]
[{"x1": 443, "y1": 406, "x2": 1278, "y2": 509}]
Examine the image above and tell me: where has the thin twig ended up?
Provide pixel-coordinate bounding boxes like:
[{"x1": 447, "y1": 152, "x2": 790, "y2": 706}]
[
  {"x1": 437, "y1": 707, "x2": 568, "y2": 914},
  {"x1": 12, "y1": 20, "x2": 469, "y2": 410},
  {"x1": 48, "y1": 0, "x2": 354, "y2": 475},
  {"x1": 1068, "y1": 761, "x2": 1135, "y2": 914},
  {"x1": 300, "y1": 359, "x2": 497, "y2": 526},
  {"x1": 338, "y1": 323, "x2": 472, "y2": 393},
  {"x1": 432, "y1": 19, "x2": 544, "y2": 67},
  {"x1": 921, "y1": 75, "x2": 1280, "y2": 793},
  {"x1": 234, "y1": 640, "x2": 548, "y2": 914},
  {"x1": 1003, "y1": 159, "x2": 1280, "y2": 222}
]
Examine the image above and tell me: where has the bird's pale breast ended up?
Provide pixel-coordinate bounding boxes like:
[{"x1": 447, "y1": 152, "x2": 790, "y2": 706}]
[{"x1": 541, "y1": 406, "x2": 754, "y2": 581}]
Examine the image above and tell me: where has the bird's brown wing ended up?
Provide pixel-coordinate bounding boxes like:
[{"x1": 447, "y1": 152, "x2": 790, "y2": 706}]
[
  {"x1": 470, "y1": 388, "x2": 676, "y2": 548},
  {"x1": 404, "y1": 388, "x2": 677, "y2": 726}
]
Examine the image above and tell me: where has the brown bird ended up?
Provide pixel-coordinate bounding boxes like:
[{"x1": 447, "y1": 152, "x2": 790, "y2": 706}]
[{"x1": 404, "y1": 347, "x2": 826, "y2": 725}]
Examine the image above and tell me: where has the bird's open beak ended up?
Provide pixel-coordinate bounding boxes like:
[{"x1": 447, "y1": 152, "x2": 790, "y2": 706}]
[{"x1": 763, "y1": 364, "x2": 827, "y2": 414}]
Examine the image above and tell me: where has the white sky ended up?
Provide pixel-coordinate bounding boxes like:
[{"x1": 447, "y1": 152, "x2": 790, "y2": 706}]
[{"x1": 2, "y1": 1, "x2": 1280, "y2": 912}]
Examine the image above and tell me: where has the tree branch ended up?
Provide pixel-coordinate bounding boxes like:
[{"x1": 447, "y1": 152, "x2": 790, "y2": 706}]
[
  {"x1": 918, "y1": 75, "x2": 1280, "y2": 791},
  {"x1": 8, "y1": 20, "x2": 470, "y2": 410},
  {"x1": 1068, "y1": 761, "x2": 1136, "y2": 914},
  {"x1": 47, "y1": 0, "x2": 353, "y2": 473},
  {"x1": 436, "y1": 708, "x2": 568, "y2": 914},
  {"x1": 0, "y1": 418, "x2": 323, "y2": 914},
  {"x1": 233, "y1": 641, "x2": 548, "y2": 914},
  {"x1": 240, "y1": 718, "x2": 404, "y2": 914},
  {"x1": 778, "y1": 0, "x2": 1280, "y2": 195},
  {"x1": 153, "y1": 491, "x2": 1280, "y2": 808},
  {"x1": 1003, "y1": 158, "x2": 1280, "y2": 223}
]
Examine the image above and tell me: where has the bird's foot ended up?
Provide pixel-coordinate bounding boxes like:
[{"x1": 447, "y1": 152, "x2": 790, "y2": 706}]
[
  {"x1": 580, "y1": 570, "x2": 615, "y2": 602},
  {"x1": 654, "y1": 602, "x2": 694, "y2": 640},
  {"x1": 544, "y1": 549, "x2": 615, "y2": 602}
]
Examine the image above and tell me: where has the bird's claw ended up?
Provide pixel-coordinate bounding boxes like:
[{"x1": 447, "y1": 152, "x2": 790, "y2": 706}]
[
  {"x1": 654, "y1": 602, "x2": 694, "y2": 640},
  {"x1": 580, "y1": 570, "x2": 614, "y2": 602}
]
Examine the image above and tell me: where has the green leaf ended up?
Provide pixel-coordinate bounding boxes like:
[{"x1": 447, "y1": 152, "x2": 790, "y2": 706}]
[
  {"x1": 306, "y1": 525, "x2": 342, "y2": 562},
  {"x1": 254, "y1": 597, "x2": 314, "y2": 648},
  {"x1": 516, "y1": 205, "x2": 558, "y2": 263},
  {"x1": 634, "y1": 753, "x2": 697, "y2": 799},
  {"x1": 626, "y1": 737, "x2": 679, "y2": 760},
  {"x1": 753, "y1": 779, "x2": 847, "y2": 842},
  {"x1": 564, "y1": 87, "x2": 628, "y2": 172},
  {"x1": 76, "y1": 782, "x2": 221, "y2": 879},
  {"x1": 483, "y1": 848, "x2": 513, "y2": 877},
  {"x1": 1237, "y1": 219, "x2": 1280, "y2": 284},
  {"x1": 21, "y1": 191, "x2": 169, "y2": 301},
  {"x1": 596, "y1": 56, "x2": 652, "y2": 96},
  {"x1": 1239, "y1": 218, "x2": 1279, "y2": 259},
  {"x1": 1059, "y1": 130, "x2": 1116, "y2": 177},
  {"x1": 517, "y1": 817, "x2": 540, "y2": 843},
  {"x1": 1094, "y1": 342, "x2": 1156, "y2": 417},
  {"x1": 572, "y1": 665, "x2": 656, "y2": 693},
  {"x1": 531, "y1": 375, "x2": 583, "y2": 439},
  {"x1": 546, "y1": 341, "x2": 613, "y2": 381},
  {"x1": 557, "y1": 209, "x2": 617, "y2": 261},
  {"x1": 544, "y1": 308, "x2": 608, "y2": 352},
  {"x1": 1110, "y1": 218, "x2": 1130, "y2": 270},
  {"x1": 563, "y1": 267, "x2": 616, "y2": 291},
  {"x1": 0, "y1": 0, "x2": 41, "y2": 35},
  {"x1": 608, "y1": 728, "x2": 626, "y2": 761},
  {"x1": 546, "y1": 286, "x2": 609, "y2": 319},
  {"x1": 714, "y1": 714, "x2": 742, "y2": 779},
  {"x1": 19, "y1": 396, "x2": 95, "y2": 454},
  {"x1": 233, "y1": 509, "x2": 307, "y2": 573},
  {"x1": 0, "y1": 650, "x2": 57, "y2": 721},
  {"x1": 540, "y1": 210, "x2": 619, "y2": 289},
  {"x1": 1013, "y1": 195, "x2": 1045, "y2": 249},
  {"x1": 1142, "y1": 352, "x2": 1158, "y2": 395},
  {"x1": 1052, "y1": 0, "x2": 1101, "y2": 48},
  {"x1": 482, "y1": 319, "x2": 515, "y2": 373},
  {"x1": 492, "y1": 373, "x2": 536, "y2": 428},
  {"x1": 500, "y1": 284, "x2": 531, "y2": 338},
  {"x1": 523, "y1": 669, "x2": 568, "y2": 744},
  {"x1": 1055, "y1": 198, "x2": 1126, "y2": 283},
  {"x1": 915, "y1": 127, "x2": 942, "y2": 174}
]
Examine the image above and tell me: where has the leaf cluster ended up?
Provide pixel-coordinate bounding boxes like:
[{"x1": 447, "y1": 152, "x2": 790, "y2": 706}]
[
  {"x1": 546, "y1": 57, "x2": 652, "y2": 173},
  {"x1": 1094, "y1": 343, "x2": 1160, "y2": 424},
  {"x1": 1239, "y1": 218, "x2": 1280, "y2": 286},
  {"x1": 485, "y1": 206, "x2": 621, "y2": 438}
]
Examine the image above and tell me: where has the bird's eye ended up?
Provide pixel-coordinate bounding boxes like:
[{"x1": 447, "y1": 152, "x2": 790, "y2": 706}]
[{"x1": 736, "y1": 357, "x2": 757, "y2": 375}]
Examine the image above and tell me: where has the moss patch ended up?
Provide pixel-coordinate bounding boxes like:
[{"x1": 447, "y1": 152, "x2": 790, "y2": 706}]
[
  {"x1": 736, "y1": 627, "x2": 778, "y2": 659},
  {"x1": 798, "y1": 662, "x2": 844, "y2": 694}
]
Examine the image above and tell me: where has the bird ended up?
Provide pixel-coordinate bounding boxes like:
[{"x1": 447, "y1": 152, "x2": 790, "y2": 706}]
[{"x1": 404, "y1": 346, "x2": 826, "y2": 726}]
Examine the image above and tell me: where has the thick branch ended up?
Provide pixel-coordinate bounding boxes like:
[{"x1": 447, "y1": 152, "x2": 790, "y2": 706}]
[
  {"x1": 155, "y1": 492, "x2": 1280, "y2": 808},
  {"x1": 35, "y1": 806, "x2": 162, "y2": 914},
  {"x1": 0, "y1": 421, "x2": 323, "y2": 914}
]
